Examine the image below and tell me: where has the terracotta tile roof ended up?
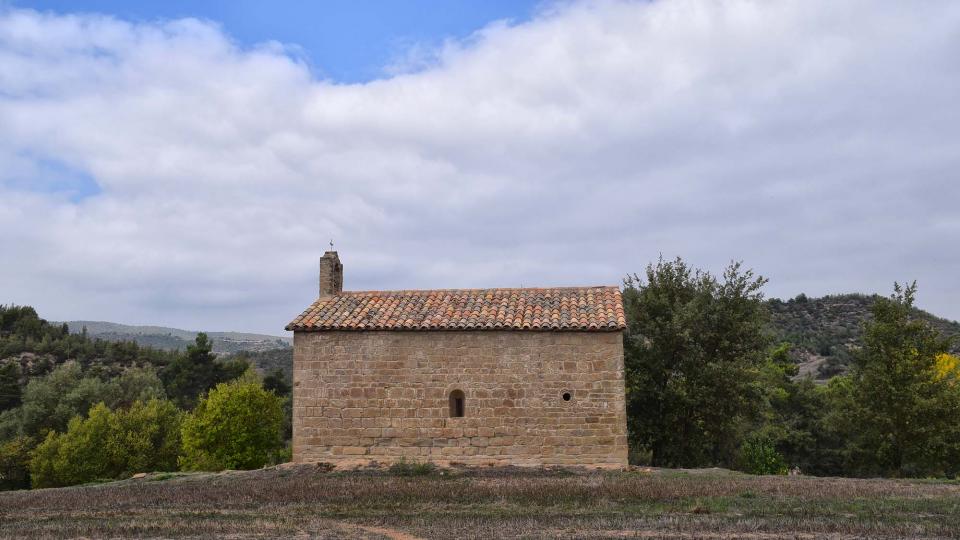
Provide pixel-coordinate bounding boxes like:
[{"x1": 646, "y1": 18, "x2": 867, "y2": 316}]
[{"x1": 286, "y1": 286, "x2": 626, "y2": 332}]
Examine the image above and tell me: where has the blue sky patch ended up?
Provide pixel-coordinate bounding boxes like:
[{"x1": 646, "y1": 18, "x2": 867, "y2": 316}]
[
  {"x1": 4, "y1": 156, "x2": 102, "y2": 202},
  {"x1": 14, "y1": 0, "x2": 543, "y2": 82}
]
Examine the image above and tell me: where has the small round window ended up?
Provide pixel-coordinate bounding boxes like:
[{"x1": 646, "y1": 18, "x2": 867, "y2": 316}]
[{"x1": 562, "y1": 391, "x2": 572, "y2": 402}]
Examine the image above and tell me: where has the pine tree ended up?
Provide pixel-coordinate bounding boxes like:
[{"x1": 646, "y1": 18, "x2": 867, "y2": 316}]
[
  {"x1": 161, "y1": 333, "x2": 248, "y2": 409},
  {"x1": 839, "y1": 282, "x2": 960, "y2": 477}
]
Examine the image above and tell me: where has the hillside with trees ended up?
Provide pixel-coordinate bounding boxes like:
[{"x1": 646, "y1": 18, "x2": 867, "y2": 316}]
[
  {"x1": 767, "y1": 293, "x2": 960, "y2": 379},
  {"x1": 0, "y1": 305, "x2": 291, "y2": 491}
]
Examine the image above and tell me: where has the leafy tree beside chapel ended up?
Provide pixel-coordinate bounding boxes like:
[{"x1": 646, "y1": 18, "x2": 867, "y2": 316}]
[{"x1": 622, "y1": 257, "x2": 770, "y2": 468}]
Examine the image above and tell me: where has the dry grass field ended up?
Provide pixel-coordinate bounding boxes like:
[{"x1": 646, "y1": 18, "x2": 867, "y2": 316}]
[{"x1": 1, "y1": 464, "x2": 959, "y2": 539}]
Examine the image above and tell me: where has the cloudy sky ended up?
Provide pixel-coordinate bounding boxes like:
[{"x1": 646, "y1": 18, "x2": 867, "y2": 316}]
[{"x1": 1, "y1": 0, "x2": 958, "y2": 334}]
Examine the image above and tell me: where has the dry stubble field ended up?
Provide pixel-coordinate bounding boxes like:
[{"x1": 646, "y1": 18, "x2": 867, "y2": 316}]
[{"x1": 1, "y1": 464, "x2": 959, "y2": 539}]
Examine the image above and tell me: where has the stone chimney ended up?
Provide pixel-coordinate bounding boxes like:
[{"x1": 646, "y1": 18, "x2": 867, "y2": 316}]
[{"x1": 318, "y1": 251, "x2": 343, "y2": 298}]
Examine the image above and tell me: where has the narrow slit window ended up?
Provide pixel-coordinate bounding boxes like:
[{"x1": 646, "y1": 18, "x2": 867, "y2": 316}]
[{"x1": 449, "y1": 389, "x2": 465, "y2": 418}]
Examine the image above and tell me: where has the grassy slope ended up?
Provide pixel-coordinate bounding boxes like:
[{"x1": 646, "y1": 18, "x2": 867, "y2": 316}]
[{"x1": 2, "y1": 466, "x2": 958, "y2": 539}]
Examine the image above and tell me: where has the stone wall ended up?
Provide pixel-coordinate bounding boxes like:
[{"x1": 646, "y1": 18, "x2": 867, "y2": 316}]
[{"x1": 292, "y1": 330, "x2": 628, "y2": 468}]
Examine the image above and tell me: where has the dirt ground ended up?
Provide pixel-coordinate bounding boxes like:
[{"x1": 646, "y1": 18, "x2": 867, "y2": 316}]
[{"x1": 2, "y1": 464, "x2": 959, "y2": 539}]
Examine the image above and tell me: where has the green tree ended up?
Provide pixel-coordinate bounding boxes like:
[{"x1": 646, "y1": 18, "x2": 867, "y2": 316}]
[
  {"x1": 834, "y1": 282, "x2": 960, "y2": 477},
  {"x1": 112, "y1": 366, "x2": 166, "y2": 408},
  {"x1": 29, "y1": 399, "x2": 182, "y2": 488},
  {"x1": 815, "y1": 375, "x2": 858, "y2": 475},
  {"x1": 0, "y1": 362, "x2": 21, "y2": 411},
  {"x1": 0, "y1": 305, "x2": 43, "y2": 339},
  {"x1": 19, "y1": 362, "x2": 111, "y2": 437},
  {"x1": 161, "y1": 333, "x2": 248, "y2": 409},
  {"x1": 179, "y1": 375, "x2": 284, "y2": 471},
  {"x1": 0, "y1": 408, "x2": 21, "y2": 441},
  {"x1": 11, "y1": 362, "x2": 165, "y2": 439},
  {"x1": 263, "y1": 368, "x2": 291, "y2": 397},
  {"x1": 0, "y1": 436, "x2": 34, "y2": 490},
  {"x1": 748, "y1": 343, "x2": 841, "y2": 475},
  {"x1": 262, "y1": 368, "x2": 293, "y2": 441},
  {"x1": 108, "y1": 399, "x2": 183, "y2": 475},
  {"x1": 623, "y1": 257, "x2": 769, "y2": 467}
]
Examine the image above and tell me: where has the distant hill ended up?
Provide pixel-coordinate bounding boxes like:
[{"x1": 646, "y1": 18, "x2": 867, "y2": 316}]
[
  {"x1": 61, "y1": 294, "x2": 960, "y2": 381},
  {"x1": 767, "y1": 293, "x2": 960, "y2": 379},
  {"x1": 61, "y1": 320, "x2": 291, "y2": 355}
]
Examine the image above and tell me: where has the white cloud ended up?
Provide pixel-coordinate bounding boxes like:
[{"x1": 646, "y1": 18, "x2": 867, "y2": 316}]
[{"x1": 1, "y1": 0, "x2": 959, "y2": 333}]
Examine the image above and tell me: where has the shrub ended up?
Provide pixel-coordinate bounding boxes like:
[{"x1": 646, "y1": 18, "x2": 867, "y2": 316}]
[
  {"x1": 627, "y1": 442, "x2": 653, "y2": 466},
  {"x1": 388, "y1": 458, "x2": 437, "y2": 476},
  {"x1": 110, "y1": 399, "x2": 183, "y2": 474},
  {"x1": 269, "y1": 444, "x2": 292, "y2": 466},
  {"x1": 0, "y1": 436, "x2": 35, "y2": 490},
  {"x1": 738, "y1": 436, "x2": 788, "y2": 475},
  {"x1": 29, "y1": 399, "x2": 183, "y2": 488},
  {"x1": 179, "y1": 376, "x2": 284, "y2": 471}
]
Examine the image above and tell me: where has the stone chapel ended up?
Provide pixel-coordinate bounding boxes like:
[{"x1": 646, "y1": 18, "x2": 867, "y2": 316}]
[{"x1": 286, "y1": 251, "x2": 628, "y2": 468}]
